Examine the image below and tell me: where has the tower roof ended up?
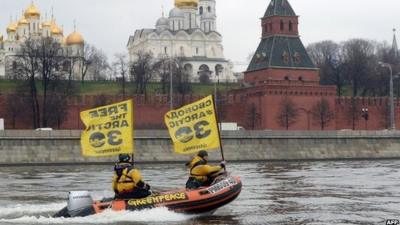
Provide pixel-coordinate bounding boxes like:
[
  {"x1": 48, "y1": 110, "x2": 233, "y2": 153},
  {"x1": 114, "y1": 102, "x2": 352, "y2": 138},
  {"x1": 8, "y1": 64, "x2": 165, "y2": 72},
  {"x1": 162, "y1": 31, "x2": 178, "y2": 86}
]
[
  {"x1": 264, "y1": 0, "x2": 296, "y2": 17},
  {"x1": 247, "y1": 36, "x2": 316, "y2": 72}
]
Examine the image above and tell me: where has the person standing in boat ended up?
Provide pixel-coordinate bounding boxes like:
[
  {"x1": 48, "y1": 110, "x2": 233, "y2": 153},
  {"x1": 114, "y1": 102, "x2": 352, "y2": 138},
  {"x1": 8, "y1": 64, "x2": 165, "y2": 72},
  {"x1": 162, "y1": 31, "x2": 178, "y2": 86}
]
[
  {"x1": 112, "y1": 154, "x2": 152, "y2": 199},
  {"x1": 185, "y1": 150, "x2": 226, "y2": 189}
]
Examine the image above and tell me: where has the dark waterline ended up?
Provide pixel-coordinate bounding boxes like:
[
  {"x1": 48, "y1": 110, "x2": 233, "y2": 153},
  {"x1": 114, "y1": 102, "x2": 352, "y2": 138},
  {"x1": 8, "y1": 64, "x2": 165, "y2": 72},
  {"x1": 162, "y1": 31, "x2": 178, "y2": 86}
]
[{"x1": 0, "y1": 160, "x2": 399, "y2": 225}]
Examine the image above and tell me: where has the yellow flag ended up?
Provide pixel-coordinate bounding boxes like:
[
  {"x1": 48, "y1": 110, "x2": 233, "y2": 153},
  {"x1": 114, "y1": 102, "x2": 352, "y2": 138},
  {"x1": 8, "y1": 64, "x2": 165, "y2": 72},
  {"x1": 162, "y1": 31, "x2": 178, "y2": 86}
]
[
  {"x1": 164, "y1": 95, "x2": 221, "y2": 155},
  {"x1": 80, "y1": 100, "x2": 134, "y2": 157}
]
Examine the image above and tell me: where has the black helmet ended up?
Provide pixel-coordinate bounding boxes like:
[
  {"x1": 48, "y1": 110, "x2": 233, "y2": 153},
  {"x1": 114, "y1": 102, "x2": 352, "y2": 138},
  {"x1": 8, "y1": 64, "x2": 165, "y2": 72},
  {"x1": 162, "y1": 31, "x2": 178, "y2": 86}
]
[
  {"x1": 119, "y1": 154, "x2": 131, "y2": 162},
  {"x1": 197, "y1": 150, "x2": 208, "y2": 158}
]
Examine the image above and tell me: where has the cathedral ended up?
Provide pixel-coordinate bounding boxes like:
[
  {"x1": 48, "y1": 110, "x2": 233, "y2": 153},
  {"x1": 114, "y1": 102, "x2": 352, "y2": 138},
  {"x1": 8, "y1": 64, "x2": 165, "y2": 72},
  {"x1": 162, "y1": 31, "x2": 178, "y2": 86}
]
[
  {"x1": 127, "y1": 0, "x2": 237, "y2": 83},
  {"x1": 0, "y1": 2, "x2": 85, "y2": 79}
]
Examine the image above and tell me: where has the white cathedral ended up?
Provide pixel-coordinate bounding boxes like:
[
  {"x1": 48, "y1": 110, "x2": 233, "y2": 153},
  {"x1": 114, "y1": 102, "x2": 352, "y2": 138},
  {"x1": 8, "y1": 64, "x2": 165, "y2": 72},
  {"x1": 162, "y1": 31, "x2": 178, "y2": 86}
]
[
  {"x1": 127, "y1": 0, "x2": 237, "y2": 83},
  {"x1": 0, "y1": 3, "x2": 85, "y2": 79}
]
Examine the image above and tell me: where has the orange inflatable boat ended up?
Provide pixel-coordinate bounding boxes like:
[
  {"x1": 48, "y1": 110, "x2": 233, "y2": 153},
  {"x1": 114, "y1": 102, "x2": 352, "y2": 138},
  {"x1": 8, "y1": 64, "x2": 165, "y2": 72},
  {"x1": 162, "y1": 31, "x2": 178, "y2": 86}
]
[{"x1": 54, "y1": 175, "x2": 242, "y2": 217}]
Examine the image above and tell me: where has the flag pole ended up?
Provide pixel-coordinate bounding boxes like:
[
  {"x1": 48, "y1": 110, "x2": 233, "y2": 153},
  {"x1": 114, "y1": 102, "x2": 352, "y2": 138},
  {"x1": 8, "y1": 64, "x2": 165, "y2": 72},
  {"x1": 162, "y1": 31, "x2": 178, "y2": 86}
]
[{"x1": 213, "y1": 94, "x2": 225, "y2": 162}]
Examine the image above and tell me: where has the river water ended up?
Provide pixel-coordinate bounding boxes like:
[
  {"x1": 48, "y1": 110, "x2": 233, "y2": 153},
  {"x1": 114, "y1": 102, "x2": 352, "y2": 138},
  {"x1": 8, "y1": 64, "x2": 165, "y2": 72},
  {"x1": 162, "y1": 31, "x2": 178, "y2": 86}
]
[{"x1": 0, "y1": 160, "x2": 399, "y2": 225}]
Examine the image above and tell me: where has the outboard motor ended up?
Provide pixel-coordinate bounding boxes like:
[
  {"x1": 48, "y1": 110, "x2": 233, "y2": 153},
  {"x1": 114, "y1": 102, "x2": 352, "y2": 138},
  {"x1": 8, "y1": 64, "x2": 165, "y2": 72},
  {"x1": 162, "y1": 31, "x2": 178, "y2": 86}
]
[{"x1": 67, "y1": 191, "x2": 95, "y2": 217}]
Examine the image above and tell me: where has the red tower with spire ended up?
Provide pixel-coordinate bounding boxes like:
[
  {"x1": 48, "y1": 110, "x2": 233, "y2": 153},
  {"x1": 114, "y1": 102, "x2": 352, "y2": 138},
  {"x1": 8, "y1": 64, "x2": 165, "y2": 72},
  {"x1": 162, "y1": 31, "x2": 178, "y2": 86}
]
[
  {"x1": 244, "y1": 0, "x2": 320, "y2": 86},
  {"x1": 227, "y1": 0, "x2": 337, "y2": 130}
]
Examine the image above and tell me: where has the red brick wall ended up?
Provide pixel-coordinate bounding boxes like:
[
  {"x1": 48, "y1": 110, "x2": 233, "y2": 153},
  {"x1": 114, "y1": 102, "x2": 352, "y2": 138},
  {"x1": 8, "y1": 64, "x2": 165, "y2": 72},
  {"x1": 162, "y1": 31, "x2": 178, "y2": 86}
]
[
  {"x1": 1, "y1": 92, "x2": 399, "y2": 131},
  {"x1": 244, "y1": 68, "x2": 320, "y2": 85}
]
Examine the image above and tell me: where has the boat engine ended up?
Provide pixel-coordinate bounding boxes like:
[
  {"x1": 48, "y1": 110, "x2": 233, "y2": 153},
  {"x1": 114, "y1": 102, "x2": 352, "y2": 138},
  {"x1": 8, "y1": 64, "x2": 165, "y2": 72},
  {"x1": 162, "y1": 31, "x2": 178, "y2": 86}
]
[{"x1": 67, "y1": 191, "x2": 95, "y2": 217}]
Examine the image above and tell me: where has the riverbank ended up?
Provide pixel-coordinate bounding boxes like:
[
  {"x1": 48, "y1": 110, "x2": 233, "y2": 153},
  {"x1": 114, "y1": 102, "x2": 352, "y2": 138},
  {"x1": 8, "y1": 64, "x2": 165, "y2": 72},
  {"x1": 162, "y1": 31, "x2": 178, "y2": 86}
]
[{"x1": 0, "y1": 130, "x2": 399, "y2": 166}]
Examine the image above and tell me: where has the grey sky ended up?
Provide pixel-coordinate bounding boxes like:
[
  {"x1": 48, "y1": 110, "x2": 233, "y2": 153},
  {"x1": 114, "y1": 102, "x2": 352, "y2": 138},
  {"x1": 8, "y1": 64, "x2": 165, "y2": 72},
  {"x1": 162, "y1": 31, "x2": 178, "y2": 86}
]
[{"x1": 0, "y1": 0, "x2": 399, "y2": 72}]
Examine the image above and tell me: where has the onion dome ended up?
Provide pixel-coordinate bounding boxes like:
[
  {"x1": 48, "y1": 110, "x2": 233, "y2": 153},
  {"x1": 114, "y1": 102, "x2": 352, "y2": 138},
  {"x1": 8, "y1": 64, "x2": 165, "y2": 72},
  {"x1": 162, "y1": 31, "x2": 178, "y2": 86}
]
[
  {"x1": 169, "y1": 7, "x2": 184, "y2": 18},
  {"x1": 156, "y1": 17, "x2": 169, "y2": 27},
  {"x1": 18, "y1": 17, "x2": 29, "y2": 26},
  {"x1": 7, "y1": 22, "x2": 17, "y2": 33},
  {"x1": 175, "y1": 0, "x2": 198, "y2": 8},
  {"x1": 24, "y1": 3, "x2": 41, "y2": 18},
  {"x1": 42, "y1": 20, "x2": 51, "y2": 28},
  {"x1": 66, "y1": 31, "x2": 84, "y2": 45},
  {"x1": 50, "y1": 20, "x2": 63, "y2": 35}
]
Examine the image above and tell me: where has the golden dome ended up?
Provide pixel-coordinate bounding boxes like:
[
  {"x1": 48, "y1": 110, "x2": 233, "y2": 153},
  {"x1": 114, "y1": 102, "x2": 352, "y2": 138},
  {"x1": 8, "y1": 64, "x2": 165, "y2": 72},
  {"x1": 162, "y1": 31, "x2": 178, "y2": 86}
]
[
  {"x1": 66, "y1": 31, "x2": 84, "y2": 45},
  {"x1": 24, "y1": 3, "x2": 41, "y2": 18},
  {"x1": 7, "y1": 22, "x2": 17, "y2": 33},
  {"x1": 175, "y1": 0, "x2": 198, "y2": 8},
  {"x1": 42, "y1": 20, "x2": 51, "y2": 28},
  {"x1": 50, "y1": 20, "x2": 63, "y2": 35},
  {"x1": 18, "y1": 17, "x2": 29, "y2": 26}
]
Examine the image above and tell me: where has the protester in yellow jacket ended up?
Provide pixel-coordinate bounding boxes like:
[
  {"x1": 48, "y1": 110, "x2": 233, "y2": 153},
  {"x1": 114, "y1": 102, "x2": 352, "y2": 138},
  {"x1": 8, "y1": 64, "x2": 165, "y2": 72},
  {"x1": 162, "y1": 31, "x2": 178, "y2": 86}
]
[
  {"x1": 185, "y1": 150, "x2": 225, "y2": 189},
  {"x1": 112, "y1": 154, "x2": 152, "y2": 199}
]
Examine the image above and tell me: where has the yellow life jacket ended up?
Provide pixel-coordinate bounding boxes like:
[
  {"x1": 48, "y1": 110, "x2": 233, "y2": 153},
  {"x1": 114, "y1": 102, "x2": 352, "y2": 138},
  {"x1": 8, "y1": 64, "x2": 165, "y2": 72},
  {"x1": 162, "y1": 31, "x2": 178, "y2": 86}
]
[
  {"x1": 112, "y1": 163, "x2": 143, "y2": 194},
  {"x1": 188, "y1": 156, "x2": 223, "y2": 182}
]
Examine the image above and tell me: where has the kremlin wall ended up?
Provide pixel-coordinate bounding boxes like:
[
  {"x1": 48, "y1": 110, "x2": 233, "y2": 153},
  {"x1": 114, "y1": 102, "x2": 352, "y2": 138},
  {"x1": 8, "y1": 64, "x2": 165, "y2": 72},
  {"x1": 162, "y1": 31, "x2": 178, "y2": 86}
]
[
  {"x1": 0, "y1": 0, "x2": 399, "y2": 131},
  {"x1": 0, "y1": 94, "x2": 399, "y2": 131}
]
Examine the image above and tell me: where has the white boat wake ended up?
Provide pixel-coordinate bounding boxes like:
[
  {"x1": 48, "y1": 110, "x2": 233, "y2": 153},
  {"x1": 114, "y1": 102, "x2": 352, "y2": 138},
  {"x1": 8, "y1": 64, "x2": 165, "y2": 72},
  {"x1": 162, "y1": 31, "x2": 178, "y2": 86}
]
[{"x1": 0, "y1": 202, "x2": 193, "y2": 224}]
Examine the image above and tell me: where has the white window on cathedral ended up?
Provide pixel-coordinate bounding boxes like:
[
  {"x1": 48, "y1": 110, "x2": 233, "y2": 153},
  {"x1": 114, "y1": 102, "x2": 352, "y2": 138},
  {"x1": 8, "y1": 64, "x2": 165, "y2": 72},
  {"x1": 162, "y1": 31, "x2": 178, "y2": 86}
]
[
  {"x1": 200, "y1": 7, "x2": 203, "y2": 15},
  {"x1": 208, "y1": 6, "x2": 211, "y2": 13},
  {"x1": 180, "y1": 46, "x2": 184, "y2": 56},
  {"x1": 196, "y1": 47, "x2": 199, "y2": 55},
  {"x1": 164, "y1": 47, "x2": 168, "y2": 54}
]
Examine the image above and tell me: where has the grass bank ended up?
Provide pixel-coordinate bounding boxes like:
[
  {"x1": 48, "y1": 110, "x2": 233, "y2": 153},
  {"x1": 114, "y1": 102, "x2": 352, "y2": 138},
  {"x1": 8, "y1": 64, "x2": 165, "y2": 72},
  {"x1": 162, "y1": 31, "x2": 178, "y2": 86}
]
[{"x1": 0, "y1": 79, "x2": 240, "y2": 96}]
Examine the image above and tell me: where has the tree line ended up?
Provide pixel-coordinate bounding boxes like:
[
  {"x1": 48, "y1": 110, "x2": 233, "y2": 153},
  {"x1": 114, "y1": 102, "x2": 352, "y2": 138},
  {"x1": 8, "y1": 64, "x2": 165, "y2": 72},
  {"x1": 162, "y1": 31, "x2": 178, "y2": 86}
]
[
  {"x1": 307, "y1": 38, "x2": 400, "y2": 97},
  {"x1": 1, "y1": 37, "x2": 196, "y2": 129}
]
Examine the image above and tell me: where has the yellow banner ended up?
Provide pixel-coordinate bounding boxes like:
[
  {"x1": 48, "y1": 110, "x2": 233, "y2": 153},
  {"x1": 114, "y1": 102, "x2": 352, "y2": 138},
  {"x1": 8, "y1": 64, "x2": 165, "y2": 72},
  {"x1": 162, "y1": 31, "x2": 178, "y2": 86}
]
[
  {"x1": 80, "y1": 100, "x2": 134, "y2": 157},
  {"x1": 164, "y1": 95, "x2": 220, "y2": 154}
]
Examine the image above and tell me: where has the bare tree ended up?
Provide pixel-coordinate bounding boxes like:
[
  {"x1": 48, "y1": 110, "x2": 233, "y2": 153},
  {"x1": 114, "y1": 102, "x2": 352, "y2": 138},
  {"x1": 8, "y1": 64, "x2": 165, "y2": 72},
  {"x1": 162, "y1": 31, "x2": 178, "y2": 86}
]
[
  {"x1": 113, "y1": 53, "x2": 129, "y2": 99},
  {"x1": 90, "y1": 49, "x2": 109, "y2": 81},
  {"x1": 247, "y1": 103, "x2": 261, "y2": 130},
  {"x1": 307, "y1": 40, "x2": 345, "y2": 96},
  {"x1": 345, "y1": 97, "x2": 361, "y2": 130},
  {"x1": 276, "y1": 97, "x2": 299, "y2": 130},
  {"x1": 129, "y1": 51, "x2": 157, "y2": 95},
  {"x1": 12, "y1": 38, "x2": 41, "y2": 128},
  {"x1": 341, "y1": 39, "x2": 376, "y2": 97},
  {"x1": 311, "y1": 98, "x2": 334, "y2": 130},
  {"x1": 173, "y1": 59, "x2": 192, "y2": 106},
  {"x1": 13, "y1": 37, "x2": 74, "y2": 128},
  {"x1": 79, "y1": 44, "x2": 95, "y2": 84}
]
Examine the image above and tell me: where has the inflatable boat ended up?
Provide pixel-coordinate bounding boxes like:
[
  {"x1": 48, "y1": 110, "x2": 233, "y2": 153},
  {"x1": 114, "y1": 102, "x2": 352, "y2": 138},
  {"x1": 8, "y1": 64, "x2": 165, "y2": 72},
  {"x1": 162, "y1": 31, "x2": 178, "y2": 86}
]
[{"x1": 54, "y1": 175, "x2": 242, "y2": 217}]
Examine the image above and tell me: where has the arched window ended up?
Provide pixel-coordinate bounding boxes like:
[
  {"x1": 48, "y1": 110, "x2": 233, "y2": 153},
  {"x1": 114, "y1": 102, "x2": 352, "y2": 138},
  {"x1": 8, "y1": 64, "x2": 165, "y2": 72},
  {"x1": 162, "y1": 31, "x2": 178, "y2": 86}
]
[
  {"x1": 289, "y1": 21, "x2": 293, "y2": 31},
  {"x1": 280, "y1": 20, "x2": 284, "y2": 31},
  {"x1": 164, "y1": 46, "x2": 168, "y2": 54},
  {"x1": 180, "y1": 46, "x2": 184, "y2": 56},
  {"x1": 199, "y1": 7, "x2": 203, "y2": 15},
  {"x1": 207, "y1": 6, "x2": 211, "y2": 13}
]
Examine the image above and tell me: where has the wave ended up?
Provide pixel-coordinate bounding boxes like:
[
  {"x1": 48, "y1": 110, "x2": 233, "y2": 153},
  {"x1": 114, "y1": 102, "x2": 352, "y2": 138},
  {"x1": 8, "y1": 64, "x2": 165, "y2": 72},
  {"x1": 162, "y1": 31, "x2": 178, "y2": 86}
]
[
  {"x1": 0, "y1": 202, "x2": 66, "y2": 218},
  {"x1": 0, "y1": 205, "x2": 193, "y2": 224}
]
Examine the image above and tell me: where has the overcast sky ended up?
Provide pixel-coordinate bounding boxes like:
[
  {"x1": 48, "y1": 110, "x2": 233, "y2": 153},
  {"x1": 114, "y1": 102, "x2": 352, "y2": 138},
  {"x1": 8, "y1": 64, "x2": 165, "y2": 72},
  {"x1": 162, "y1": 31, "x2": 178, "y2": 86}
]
[{"x1": 0, "y1": 0, "x2": 399, "y2": 72}]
